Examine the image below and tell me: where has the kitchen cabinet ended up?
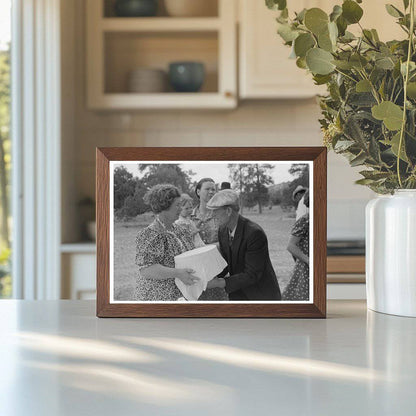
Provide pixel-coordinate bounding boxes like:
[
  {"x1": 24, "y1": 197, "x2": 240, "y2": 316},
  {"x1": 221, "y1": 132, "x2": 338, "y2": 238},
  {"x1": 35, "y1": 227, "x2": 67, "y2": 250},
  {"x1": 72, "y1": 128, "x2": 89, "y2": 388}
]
[
  {"x1": 238, "y1": 0, "x2": 405, "y2": 99},
  {"x1": 86, "y1": 0, "x2": 237, "y2": 109},
  {"x1": 239, "y1": 0, "x2": 328, "y2": 99}
]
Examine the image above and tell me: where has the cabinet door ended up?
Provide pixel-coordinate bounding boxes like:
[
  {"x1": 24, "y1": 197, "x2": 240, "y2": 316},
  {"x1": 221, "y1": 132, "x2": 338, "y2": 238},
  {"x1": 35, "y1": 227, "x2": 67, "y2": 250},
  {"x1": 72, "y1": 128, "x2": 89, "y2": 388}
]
[
  {"x1": 239, "y1": 0, "x2": 404, "y2": 99},
  {"x1": 239, "y1": 0, "x2": 323, "y2": 99}
]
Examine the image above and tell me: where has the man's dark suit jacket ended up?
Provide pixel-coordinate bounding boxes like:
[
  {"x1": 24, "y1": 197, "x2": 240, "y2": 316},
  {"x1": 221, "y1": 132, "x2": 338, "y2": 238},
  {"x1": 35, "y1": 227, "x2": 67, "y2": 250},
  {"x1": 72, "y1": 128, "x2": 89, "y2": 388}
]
[{"x1": 218, "y1": 215, "x2": 281, "y2": 300}]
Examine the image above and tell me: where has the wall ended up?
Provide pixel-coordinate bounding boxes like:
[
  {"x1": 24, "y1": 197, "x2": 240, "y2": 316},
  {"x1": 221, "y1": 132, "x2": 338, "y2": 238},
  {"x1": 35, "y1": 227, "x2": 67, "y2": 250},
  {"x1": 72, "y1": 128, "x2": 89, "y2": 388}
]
[{"x1": 61, "y1": 0, "x2": 374, "y2": 243}]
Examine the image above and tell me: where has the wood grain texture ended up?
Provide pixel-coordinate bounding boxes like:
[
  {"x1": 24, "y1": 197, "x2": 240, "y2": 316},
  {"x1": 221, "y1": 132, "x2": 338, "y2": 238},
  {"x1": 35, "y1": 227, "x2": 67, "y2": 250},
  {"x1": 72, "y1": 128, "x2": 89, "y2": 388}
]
[
  {"x1": 327, "y1": 256, "x2": 365, "y2": 274},
  {"x1": 96, "y1": 147, "x2": 327, "y2": 318}
]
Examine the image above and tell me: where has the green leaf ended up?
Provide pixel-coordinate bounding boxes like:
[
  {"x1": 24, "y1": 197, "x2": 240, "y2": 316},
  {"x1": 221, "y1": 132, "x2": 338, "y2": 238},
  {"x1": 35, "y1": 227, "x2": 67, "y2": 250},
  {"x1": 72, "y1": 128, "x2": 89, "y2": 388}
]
[
  {"x1": 385, "y1": 4, "x2": 404, "y2": 18},
  {"x1": 296, "y1": 57, "x2": 307, "y2": 69},
  {"x1": 313, "y1": 74, "x2": 332, "y2": 85},
  {"x1": 306, "y1": 48, "x2": 335, "y2": 75},
  {"x1": 350, "y1": 53, "x2": 368, "y2": 69},
  {"x1": 355, "y1": 178, "x2": 377, "y2": 185},
  {"x1": 350, "y1": 152, "x2": 368, "y2": 167},
  {"x1": 342, "y1": 0, "x2": 363, "y2": 24},
  {"x1": 328, "y1": 21, "x2": 338, "y2": 45},
  {"x1": 407, "y1": 82, "x2": 416, "y2": 99},
  {"x1": 349, "y1": 92, "x2": 377, "y2": 107},
  {"x1": 304, "y1": 8, "x2": 329, "y2": 35},
  {"x1": 339, "y1": 31, "x2": 356, "y2": 42},
  {"x1": 369, "y1": 137, "x2": 381, "y2": 162},
  {"x1": 359, "y1": 170, "x2": 391, "y2": 180},
  {"x1": 356, "y1": 79, "x2": 372, "y2": 92},
  {"x1": 382, "y1": 132, "x2": 409, "y2": 162},
  {"x1": 371, "y1": 29, "x2": 380, "y2": 42},
  {"x1": 294, "y1": 33, "x2": 315, "y2": 57},
  {"x1": 375, "y1": 57, "x2": 395, "y2": 70},
  {"x1": 333, "y1": 59, "x2": 353, "y2": 70},
  {"x1": 372, "y1": 101, "x2": 404, "y2": 130},
  {"x1": 318, "y1": 31, "x2": 334, "y2": 52},
  {"x1": 401, "y1": 61, "x2": 416, "y2": 77},
  {"x1": 330, "y1": 5, "x2": 343, "y2": 22},
  {"x1": 295, "y1": 8, "x2": 307, "y2": 22},
  {"x1": 277, "y1": 23, "x2": 299, "y2": 42},
  {"x1": 266, "y1": 0, "x2": 287, "y2": 11},
  {"x1": 363, "y1": 29, "x2": 374, "y2": 44},
  {"x1": 334, "y1": 139, "x2": 356, "y2": 152},
  {"x1": 403, "y1": 0, "x2": 410, "y2": 10},
  {"x1": 336, "y1": 15, "x2": 348, "y2": 36}
]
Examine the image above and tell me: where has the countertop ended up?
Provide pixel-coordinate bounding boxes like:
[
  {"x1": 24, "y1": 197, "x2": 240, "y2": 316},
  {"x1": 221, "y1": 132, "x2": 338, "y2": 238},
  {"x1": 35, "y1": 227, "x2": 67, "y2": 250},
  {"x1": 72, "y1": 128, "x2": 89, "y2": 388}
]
[{"x1": 1, "y1": 300, "x2": 415, "y2": 415}]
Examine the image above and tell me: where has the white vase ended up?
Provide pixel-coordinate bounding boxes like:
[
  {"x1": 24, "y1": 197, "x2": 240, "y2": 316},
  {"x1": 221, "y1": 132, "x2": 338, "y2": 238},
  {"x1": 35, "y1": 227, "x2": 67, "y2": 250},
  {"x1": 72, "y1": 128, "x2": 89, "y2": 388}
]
[{"x1": 366, "y1": 190, "x2": 416, "y2": 317}]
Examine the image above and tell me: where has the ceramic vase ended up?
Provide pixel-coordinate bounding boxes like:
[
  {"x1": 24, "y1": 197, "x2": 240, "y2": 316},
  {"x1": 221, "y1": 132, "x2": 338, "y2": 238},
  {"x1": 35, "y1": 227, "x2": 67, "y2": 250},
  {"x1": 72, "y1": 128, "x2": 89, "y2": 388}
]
[{"x1": 366, "y1": 190, "x2": 416, "y2": 317}]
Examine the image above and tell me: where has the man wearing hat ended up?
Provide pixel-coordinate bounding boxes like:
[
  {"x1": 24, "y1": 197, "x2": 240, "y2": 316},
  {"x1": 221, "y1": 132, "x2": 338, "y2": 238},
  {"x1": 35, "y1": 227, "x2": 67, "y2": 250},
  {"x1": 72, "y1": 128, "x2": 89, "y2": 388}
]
[
  {"x1": 205, "y1": 190, "x2": 281, "y2": 301},
  {"x1": 293, "y1": 185, "x2": 308, "y2": 220}
]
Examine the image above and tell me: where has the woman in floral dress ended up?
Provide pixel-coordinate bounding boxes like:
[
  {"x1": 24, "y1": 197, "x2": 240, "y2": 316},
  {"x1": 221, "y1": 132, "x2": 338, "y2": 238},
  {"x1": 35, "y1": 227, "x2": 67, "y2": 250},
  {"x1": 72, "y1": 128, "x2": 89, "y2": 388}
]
[
  {"x1": 282, "y1": 190, "x2": 310, "y2": 301},
  {"x1": 191, "y1": 178, "x2": 219, "y2": 245},
  {"x1": 134, "y1": 184, "x2": 200, "y2": 301}
]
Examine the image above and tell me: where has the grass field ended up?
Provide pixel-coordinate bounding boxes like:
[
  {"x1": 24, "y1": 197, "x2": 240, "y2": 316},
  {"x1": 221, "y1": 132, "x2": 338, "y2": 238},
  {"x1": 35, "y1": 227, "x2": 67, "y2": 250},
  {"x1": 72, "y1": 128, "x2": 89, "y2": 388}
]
[{"x1": 113, "y1": 205, "x2": 296, "y2": 300}]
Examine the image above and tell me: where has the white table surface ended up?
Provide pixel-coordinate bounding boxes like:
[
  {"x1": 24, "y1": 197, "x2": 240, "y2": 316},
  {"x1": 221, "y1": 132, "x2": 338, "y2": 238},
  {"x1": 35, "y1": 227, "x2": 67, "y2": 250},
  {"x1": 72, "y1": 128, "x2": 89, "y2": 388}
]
[{"x1": 1, "y1": 300, "x2": 415, "y2": 416}]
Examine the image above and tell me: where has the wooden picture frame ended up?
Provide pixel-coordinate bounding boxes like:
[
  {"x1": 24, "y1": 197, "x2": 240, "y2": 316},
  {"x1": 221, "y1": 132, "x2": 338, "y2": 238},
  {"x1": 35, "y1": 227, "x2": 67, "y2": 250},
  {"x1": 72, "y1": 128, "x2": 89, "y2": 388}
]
[{"x1": 96, "y1": 147, "x2": 327, "y2": 318}]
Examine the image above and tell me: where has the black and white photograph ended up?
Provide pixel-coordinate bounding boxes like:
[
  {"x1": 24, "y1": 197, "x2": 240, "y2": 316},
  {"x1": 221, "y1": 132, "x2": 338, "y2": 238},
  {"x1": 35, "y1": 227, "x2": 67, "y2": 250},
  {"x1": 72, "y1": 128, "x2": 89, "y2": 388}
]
[{"x1": 110, "y1": 161, "x2": 313, "y2": 303}]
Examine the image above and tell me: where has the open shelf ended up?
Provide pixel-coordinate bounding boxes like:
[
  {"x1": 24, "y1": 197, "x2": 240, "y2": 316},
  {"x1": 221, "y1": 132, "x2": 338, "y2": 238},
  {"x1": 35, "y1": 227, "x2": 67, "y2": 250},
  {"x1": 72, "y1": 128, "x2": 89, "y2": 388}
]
[
  {"x1": 104, "y1": 31, "x2": 218, "y2": 94},
  {"x1": 103, "y1": 0, "x2": 219, "y2": 18},
  {"x1": 86, "y1": 0, "x2": 236, "y2": 109},
  {"x1": 101, "y1": 18, "x2": 221, "y2": 31}
]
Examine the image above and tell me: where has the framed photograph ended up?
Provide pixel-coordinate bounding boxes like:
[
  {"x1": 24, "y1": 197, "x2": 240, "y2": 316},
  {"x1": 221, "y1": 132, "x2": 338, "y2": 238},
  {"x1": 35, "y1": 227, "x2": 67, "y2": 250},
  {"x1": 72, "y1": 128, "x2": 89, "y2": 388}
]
[{"x1": 96, "y1": 147, "x2": 327, "y2": 318}]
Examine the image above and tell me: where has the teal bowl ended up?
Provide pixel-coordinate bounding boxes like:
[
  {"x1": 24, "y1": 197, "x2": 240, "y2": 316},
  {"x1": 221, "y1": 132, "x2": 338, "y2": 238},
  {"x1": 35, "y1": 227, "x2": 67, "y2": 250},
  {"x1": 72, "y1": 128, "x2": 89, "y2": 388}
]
[
  {"x1": 168, "y1": 62, "x2": 205, "y2": 92},
  {"x1": 114, "y1": 0, "x2": 158, "y2": 17}
]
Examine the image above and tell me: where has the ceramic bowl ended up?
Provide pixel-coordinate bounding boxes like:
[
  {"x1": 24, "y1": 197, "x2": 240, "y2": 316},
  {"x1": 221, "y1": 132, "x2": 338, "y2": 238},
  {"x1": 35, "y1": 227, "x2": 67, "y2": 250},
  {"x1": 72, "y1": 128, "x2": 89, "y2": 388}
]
[
  {"x1": 114, "y1": 0, "x2": 158, "y2": 17},
  {"x1": 164, "y1": 0, "x2": 217, "y2": 17},
  {"x1": 168, "y1": 62, "x2": 205, "y2": 92}
]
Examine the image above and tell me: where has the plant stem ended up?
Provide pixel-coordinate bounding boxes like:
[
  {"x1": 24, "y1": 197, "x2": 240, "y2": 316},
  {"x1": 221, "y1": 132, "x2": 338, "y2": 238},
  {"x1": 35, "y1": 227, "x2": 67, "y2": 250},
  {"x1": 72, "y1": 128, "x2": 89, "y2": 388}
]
[
  {"x1": 397, "y1": 0, "x2": 415, "y2": 188},
  {"x1": 334, "y1": 68, "x2": 357, "y2": 83}
]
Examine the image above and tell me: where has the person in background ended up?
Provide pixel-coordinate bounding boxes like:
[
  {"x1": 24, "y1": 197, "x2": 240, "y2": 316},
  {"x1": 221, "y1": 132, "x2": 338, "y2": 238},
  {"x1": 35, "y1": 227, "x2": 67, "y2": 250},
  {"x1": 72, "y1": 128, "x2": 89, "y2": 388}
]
[
  {"x1": 282, "y1": 189, "x2": 310, "y2": 301},
  {"x1": 191, "y1": 178, "x2": 228, "y2": 300},
  {"x1": 191, "y1": 178, "x2": 218, "y2": 245},
  {"x1": 206, "y1": 190, "x2": 282, "y2": 301},
  {"x1": 175, "y1": 193, "x2": 204, "y2": 248},
  {"x1": 134, "y1": 184, "x2": 199, "y2": 301},
  {"x1": 220, "y1": 182, "x2": 231, "y2": 190},
  {"x1": 292, "y1": 185, "x2": 308, "y2": 220}
]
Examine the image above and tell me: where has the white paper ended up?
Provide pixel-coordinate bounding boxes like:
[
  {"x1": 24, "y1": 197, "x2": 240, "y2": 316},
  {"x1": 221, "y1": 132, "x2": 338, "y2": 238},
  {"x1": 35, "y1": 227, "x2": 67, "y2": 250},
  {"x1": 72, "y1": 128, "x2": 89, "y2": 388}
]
[{"x1": 174, "y1": 245, "x2": 227, "y2": 301}]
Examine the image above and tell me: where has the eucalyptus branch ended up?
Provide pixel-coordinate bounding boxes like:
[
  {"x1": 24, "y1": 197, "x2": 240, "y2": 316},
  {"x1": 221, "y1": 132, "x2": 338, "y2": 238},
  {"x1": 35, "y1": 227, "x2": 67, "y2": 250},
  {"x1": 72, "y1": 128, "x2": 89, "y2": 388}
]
[
  {"x1": 397, "y1": 0, "x2": 415, "y2": 187},
  {"x1": 390, "y1": 79, "x2": 398, "y2": 101},
  {"x1": 334, "y1": 68, "x2": 358, "y2": 83},
  {"x1": 358, "y1": 69, "x2": 381, "y2": 104}
]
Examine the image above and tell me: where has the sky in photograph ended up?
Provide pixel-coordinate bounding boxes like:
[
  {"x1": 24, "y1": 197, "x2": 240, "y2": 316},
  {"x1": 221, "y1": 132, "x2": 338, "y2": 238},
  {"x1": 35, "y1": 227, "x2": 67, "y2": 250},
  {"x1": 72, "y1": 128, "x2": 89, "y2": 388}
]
[
  {"x1": 117, "y1": 161, "x2": 304, "y2": 186},
  {"x1": 0, "y1": 0, "x2": 11, "y2": 50}
]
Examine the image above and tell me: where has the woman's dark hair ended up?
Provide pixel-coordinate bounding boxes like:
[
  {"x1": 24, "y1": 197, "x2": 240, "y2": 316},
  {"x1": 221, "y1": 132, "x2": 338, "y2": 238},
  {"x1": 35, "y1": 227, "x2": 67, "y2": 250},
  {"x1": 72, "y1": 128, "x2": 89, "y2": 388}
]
[
  {"x1": 144, "y1": 184, "x2": 181, "y2": 214},
  {"x1": 195, "y1": 177, "x2": 215, "y2": 199}
]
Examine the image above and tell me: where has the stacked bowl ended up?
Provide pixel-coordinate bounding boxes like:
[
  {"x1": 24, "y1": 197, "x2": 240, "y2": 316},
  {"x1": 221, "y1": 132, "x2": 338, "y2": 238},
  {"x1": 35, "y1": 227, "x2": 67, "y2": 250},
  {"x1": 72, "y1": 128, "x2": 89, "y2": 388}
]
[{"x1": 127, "y1": 68, "x2": 167, "y2": 93}]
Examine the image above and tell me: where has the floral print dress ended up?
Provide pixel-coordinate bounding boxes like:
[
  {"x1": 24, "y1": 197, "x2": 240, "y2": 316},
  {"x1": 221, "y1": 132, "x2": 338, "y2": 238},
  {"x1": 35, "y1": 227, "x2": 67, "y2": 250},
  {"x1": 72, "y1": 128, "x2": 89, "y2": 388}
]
[
  {"x1": 282, "y1": 214, "x2": 309, "y2": 301},
  {"x1": 134, "y1": 218, "x2": 195, "y2": 301},
  {"x1": 190, "y1": 206, "x2": 228, "y2": 301}
]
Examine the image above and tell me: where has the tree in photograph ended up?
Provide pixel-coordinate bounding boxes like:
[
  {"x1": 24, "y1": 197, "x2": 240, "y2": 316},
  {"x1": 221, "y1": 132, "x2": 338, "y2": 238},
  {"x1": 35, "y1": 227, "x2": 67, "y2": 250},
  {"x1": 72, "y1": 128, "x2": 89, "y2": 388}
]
[
  {"x1": 228, "y1": 163, "x2": 249, "y2": 212},
  {"x1": 113, "y1": 166, "x2": 136, "y2": 210},
  {"x1": 228, "y1": 164, "x2": 274, "y2": 213},
  {"x1": 139, "y1": 164, "x2": 194, "y2": 194}
]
